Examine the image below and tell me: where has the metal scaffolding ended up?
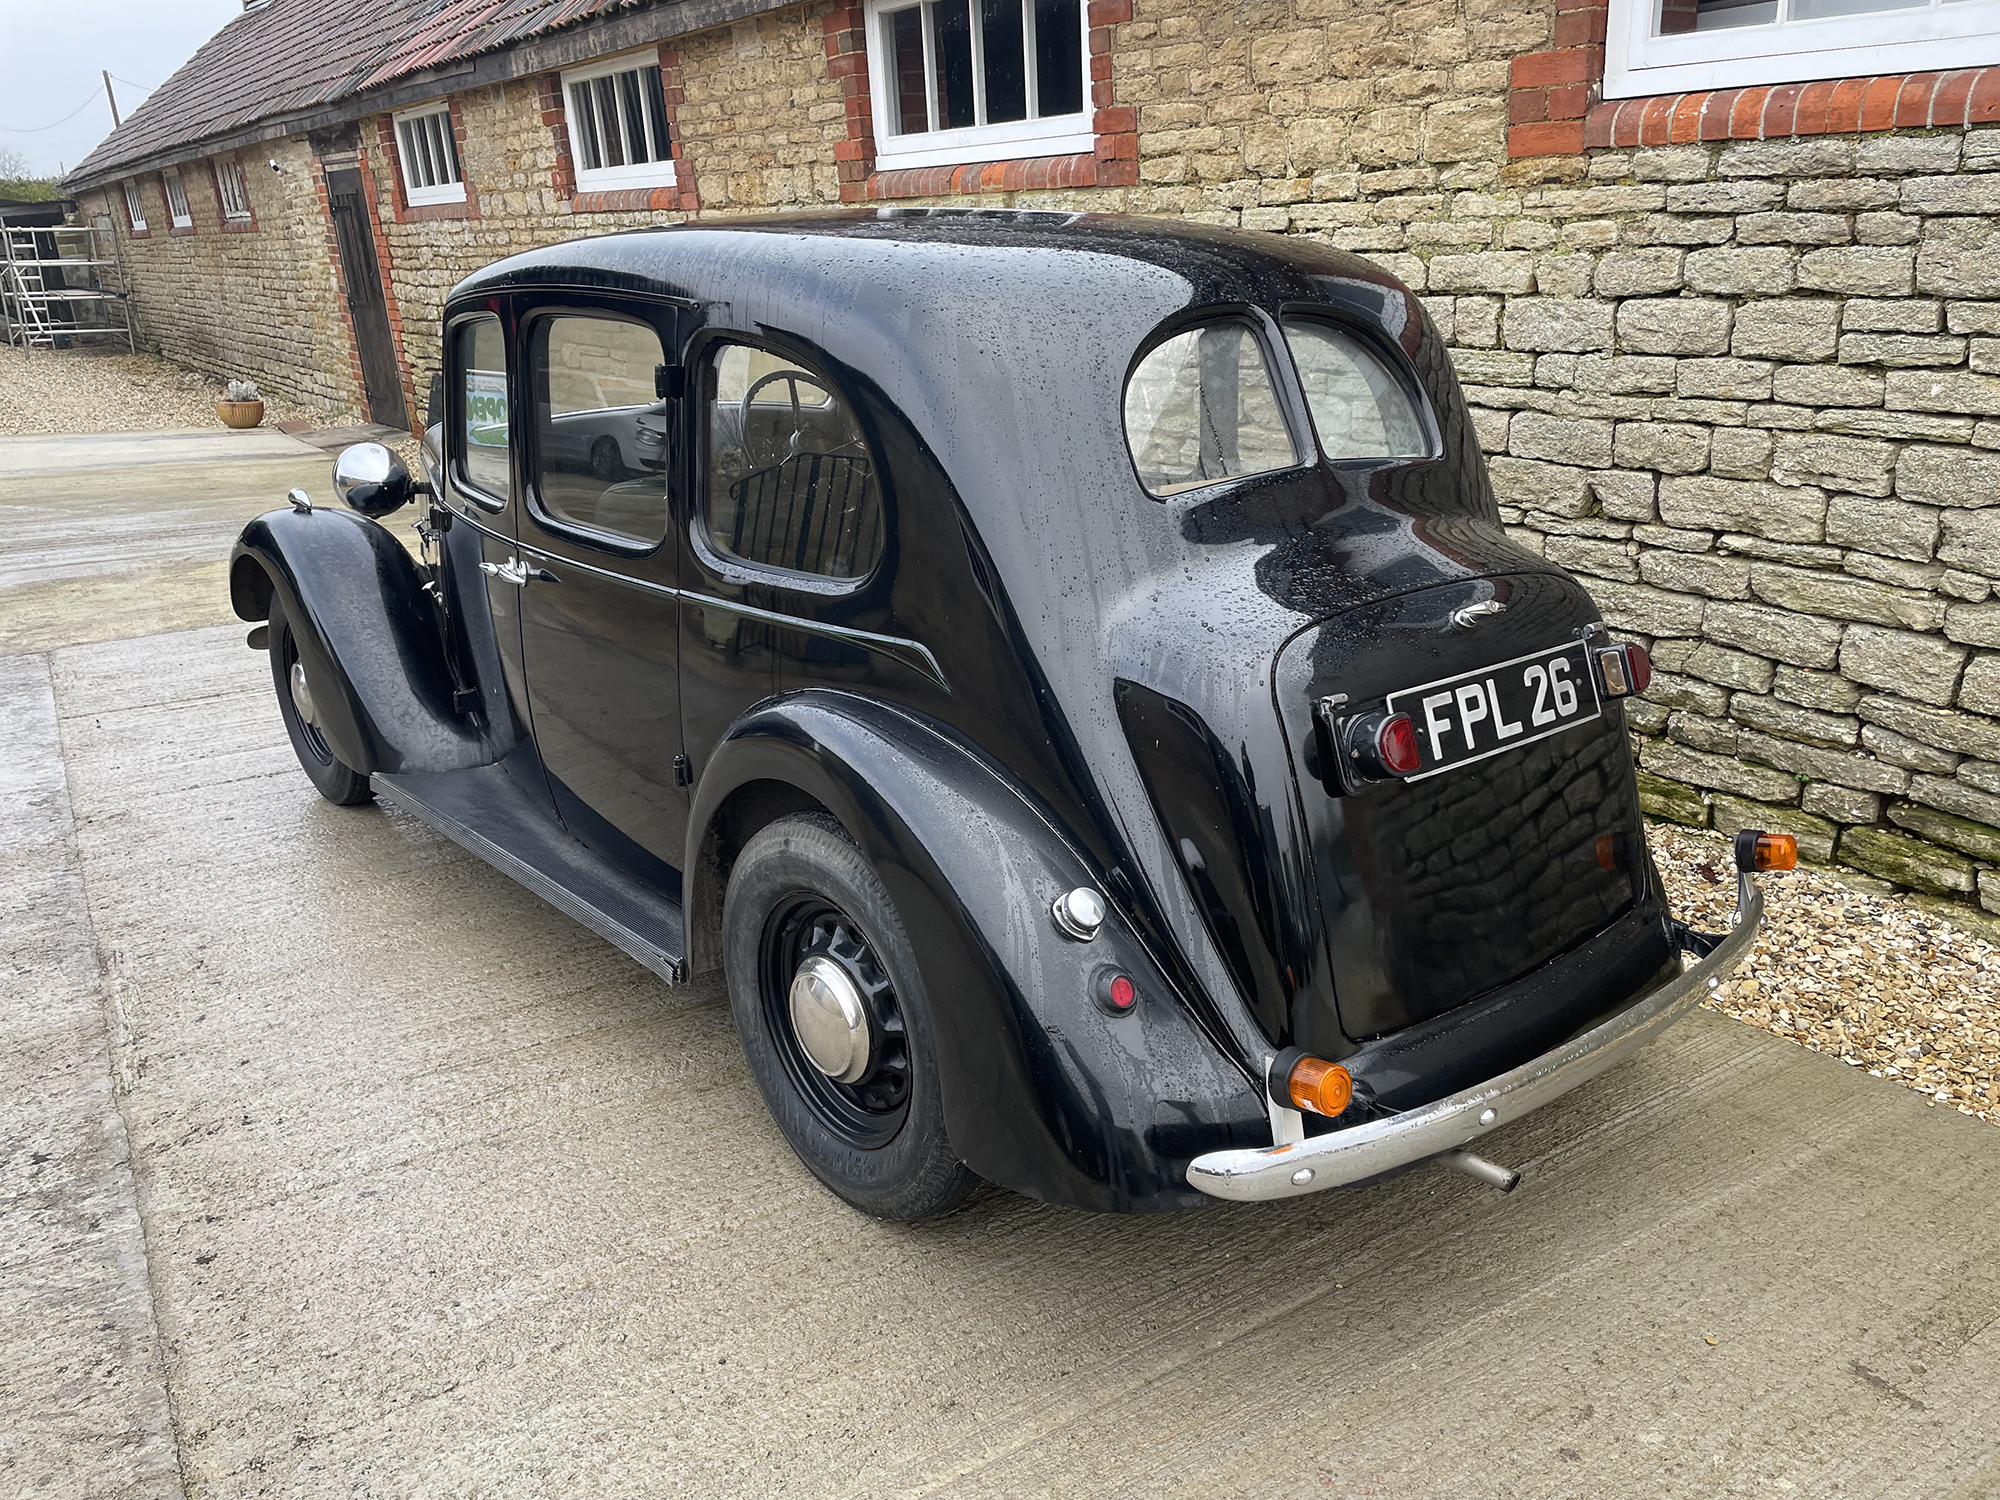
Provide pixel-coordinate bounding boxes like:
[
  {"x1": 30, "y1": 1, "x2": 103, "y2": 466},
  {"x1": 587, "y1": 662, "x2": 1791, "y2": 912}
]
[{"x1": 0, "y1": 218, "x2": 136, "y2": 352}]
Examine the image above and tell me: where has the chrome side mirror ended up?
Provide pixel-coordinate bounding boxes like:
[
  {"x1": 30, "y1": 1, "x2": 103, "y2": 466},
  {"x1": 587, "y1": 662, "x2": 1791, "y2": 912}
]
[{"x1": 333, "y1": 441, "x2": 412, "y2": 518}]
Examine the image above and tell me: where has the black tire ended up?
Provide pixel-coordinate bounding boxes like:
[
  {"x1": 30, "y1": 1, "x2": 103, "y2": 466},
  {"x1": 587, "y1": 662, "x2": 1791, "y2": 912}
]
[
  {"x1": 588, "y1": 435, "x2": 623, "y2": 481},
  {"x1": 268, "y1": 601, "x2": 374, "y2": 807},
  {"x1": 723, "y1": 813, "x2": 975, "y2": 1220}
]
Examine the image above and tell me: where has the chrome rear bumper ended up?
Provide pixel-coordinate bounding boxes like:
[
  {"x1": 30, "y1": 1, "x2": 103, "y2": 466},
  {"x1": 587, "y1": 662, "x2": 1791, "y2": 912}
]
[{"x1": 1185, "y1": 876, "x2": 1765, "y2": 1203}]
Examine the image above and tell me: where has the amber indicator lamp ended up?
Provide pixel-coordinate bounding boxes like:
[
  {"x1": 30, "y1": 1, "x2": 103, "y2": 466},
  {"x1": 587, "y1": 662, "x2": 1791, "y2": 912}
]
[
  {"x1": 1739, "y1": 830, "x2": 1798, "y2": 872},
  {"x1": 1269, "y1": 1046, "x2": 1354, "y2": 1118}
]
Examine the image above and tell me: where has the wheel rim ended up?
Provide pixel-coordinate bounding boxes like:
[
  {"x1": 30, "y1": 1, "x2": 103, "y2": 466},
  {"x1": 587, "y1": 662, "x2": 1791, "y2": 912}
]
[
  {"x1": 760, "y1": 894, "x2": 910, "y2": 1148},
  {"x1": 279, "y1": 631, "x2": 336, "y2": 767}
]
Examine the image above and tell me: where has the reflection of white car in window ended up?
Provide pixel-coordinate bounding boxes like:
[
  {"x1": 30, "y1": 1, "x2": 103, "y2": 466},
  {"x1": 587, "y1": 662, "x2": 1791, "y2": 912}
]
[{"x1": 546, "y1": 402, "x2": 670, "y2": 479}]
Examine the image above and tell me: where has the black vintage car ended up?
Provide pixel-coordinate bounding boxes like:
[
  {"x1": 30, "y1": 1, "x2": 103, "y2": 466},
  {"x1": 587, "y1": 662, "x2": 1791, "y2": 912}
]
[{"x1": 229, "y1": 210, "x2": 1790, "y2": 1220}]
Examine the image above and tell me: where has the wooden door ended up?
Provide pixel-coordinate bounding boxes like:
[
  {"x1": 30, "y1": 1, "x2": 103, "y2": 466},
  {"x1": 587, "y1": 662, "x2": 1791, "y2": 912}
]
[{"x1": 324, "y1": 167, "x2": 408, "y2": 430}]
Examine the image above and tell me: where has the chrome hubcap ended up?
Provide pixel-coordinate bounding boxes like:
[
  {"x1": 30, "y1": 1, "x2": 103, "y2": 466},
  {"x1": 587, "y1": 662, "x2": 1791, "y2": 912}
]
[
  {"x1": 788, "y1": 954, "x2": 871, "y2": 1083},
  {"x1": 288, "y1": 660, "x2": 316, "y2": 724}
]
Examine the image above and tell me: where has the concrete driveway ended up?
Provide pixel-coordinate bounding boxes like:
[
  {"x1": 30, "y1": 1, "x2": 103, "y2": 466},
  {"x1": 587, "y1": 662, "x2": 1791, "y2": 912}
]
[{"x1": 5, "y1": 429, "x2": 1999, "y2": 1500}]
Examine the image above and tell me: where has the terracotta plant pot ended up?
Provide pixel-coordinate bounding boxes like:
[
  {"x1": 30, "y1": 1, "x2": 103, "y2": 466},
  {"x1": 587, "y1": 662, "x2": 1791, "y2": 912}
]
[{"x1": 217, "y1": 399, "x2": 265, "y2": 430}]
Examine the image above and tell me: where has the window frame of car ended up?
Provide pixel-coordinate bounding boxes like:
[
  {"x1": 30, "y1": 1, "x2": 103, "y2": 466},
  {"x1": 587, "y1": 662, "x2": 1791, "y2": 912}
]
[
  {"x1": 686, "y1": 327, "x2": 892, "y2": 598},
  {"x1": 393, "y1": 101, "x2": 466, "y2": 206},
  {"x1": 1603, "y1": 0, "x2": 2000, "y2": 97},
  {"x1": 1274, "y1": 306, "x2": 1441, "y2": 470},
  {"x1": 560, "y1": 51, "x2": 677, "y2": 195},
  {"x1": 862, "y1": 0, "x2": 1093, "y2": 175},
  {"x1": 445, "y1": 307, "x2": 514, "y2": 515},
  {"x1": 520, "y1": 298, "x2": 681, "y2": 558},
  {"x1": 1118, "y1": 305, "x2": 1323, "y2": 504}
]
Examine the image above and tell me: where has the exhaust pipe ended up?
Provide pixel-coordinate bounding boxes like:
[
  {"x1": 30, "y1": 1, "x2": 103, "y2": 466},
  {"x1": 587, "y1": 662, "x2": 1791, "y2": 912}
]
[{"x1": 1439, "y1": 1149, "x2": 1521, "y2": 1192}]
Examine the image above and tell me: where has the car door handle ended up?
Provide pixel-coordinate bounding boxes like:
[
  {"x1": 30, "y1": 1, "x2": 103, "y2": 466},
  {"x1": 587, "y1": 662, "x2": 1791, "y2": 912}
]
[
  {"x1": 480, "y1": 557, "x2": 531, "y2": 586},
  {"x1": 479, "y1": 557, "x2": 558, "y2": 587}
]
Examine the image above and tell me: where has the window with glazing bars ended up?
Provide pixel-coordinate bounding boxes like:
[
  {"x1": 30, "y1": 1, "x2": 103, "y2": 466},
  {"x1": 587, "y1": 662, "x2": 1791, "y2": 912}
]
[
  {"x1": 123, "y1": 180, "x2": 146, "y2": 231},
  {"x1": 567, "y1": 64, "x2": 672, "y2": 173},
  {"x1": 879, "y1": 0, "x2": 1083, "y2": 137},
  {"x1": 163, "y1": 170, "x2": 191, "y2": 227},
  {"x1": 216, "y1": 159, "x2": 251, "y2": 219},
  {"x1": 396, "y1": 108, "x2": 463, "y2": 192}
]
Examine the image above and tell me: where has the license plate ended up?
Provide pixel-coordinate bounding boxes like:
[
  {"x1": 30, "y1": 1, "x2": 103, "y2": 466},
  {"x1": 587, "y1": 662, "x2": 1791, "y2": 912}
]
[{"x1": 1386, "y1": 641, "x2": 1602, "y2": 781}]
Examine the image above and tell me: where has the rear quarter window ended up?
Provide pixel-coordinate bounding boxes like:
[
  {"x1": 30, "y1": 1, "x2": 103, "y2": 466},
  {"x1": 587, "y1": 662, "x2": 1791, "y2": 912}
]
[
  {"x1": 1123, "y1": 320, "x2": 1297, "y2": 498},
  {"x1": 1280, "y1": 318, "x2": 1429, "y2": 462}
]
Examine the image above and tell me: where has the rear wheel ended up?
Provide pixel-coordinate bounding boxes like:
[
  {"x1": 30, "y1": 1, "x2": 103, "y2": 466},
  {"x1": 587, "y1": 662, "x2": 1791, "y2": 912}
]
[
  {"x1": 268, "y1": 602, "x2": 373, "y2": 807},
  {"x1": 588, "y1": 435, "x2": 623, "y2": 481},
  {"x1": 723, "y1": 813, "x2": 974, "y2": 1220}
]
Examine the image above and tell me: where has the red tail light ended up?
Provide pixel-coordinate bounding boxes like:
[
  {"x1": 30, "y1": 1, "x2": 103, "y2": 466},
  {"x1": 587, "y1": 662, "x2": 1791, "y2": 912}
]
[
  {"x1": 1376, "y1": 713, "x2": 1421, "y2": 776},
  {"x1": 1624, "y1": 642, "x2": 1652, "y2": 695},
  {"x1": 1593, "y1": 643, "x2": 1653, "y2": 699}
]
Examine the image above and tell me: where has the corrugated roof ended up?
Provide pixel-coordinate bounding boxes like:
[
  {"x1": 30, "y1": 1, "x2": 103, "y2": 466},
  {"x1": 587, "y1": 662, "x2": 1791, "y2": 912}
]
[{"x1": 68, "y1": 0, "x2": 652, "y2": 186}]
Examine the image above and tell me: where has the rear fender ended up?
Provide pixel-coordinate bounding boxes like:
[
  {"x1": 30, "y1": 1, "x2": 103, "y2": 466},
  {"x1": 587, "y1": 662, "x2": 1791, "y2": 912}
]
[
  {"x1": 230, "y1": 506, "x2": 489, "y2": 775},
  {"x1": 687, "y1": 691, "x2": 1264, "y2": 1213}
]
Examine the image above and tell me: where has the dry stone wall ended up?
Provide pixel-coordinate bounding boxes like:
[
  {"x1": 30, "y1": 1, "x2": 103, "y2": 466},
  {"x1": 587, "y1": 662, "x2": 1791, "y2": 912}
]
[
  {"x1": 99, "y1": 136, "x2": 363, "y2": 415},
  {"x1": 1420, "y1": 134, "x2": 2000, "y2": 917}
]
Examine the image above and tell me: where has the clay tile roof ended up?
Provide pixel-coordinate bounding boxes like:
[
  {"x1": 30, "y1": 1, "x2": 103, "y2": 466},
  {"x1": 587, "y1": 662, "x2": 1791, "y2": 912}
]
[{"x1": 68, "y1": 0, "x2": 649, "y2": 186}]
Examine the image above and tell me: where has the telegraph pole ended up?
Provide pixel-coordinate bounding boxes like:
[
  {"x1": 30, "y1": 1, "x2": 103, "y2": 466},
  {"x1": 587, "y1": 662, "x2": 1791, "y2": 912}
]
[{"x1": 102, "y1": 71, "x2": 121, "y2": 127}]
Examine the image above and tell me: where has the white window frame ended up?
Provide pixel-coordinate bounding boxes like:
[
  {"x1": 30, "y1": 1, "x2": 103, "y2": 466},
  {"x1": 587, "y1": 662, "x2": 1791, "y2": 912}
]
[
  {"x1": 162, "y1": 169, "x2": 192, "y2": 229},
  {"x1": 1606, "y1": 0, "x2": 2000, "y2": 99},
  {"x1": 215, "y1": 157, "x2": 252, "y2": 220},
  {"x1": 560, "y1": 52, "x2": 676, "y2": 193},
  {"x1": 864, "y1": 0, "x2": 1093, "y2": 173},
  {"x1": 393, "y1": 102, "x2": 466, "y2": 206},
  {"x1": 122, "y1": 180, "x2": 147, "y2": 232}
]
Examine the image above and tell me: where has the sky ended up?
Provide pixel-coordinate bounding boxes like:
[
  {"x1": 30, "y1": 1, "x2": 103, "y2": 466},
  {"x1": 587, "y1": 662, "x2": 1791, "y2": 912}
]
[{"x1": 0, "y1": 0, "x2": 244, "y2": 177}]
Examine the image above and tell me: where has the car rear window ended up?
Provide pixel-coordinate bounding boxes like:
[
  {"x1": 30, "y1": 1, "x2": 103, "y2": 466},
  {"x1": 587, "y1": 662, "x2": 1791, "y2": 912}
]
[
  {"x1": 1279, "y1": 318, "x2": 1428, "y2": 462},
  {"x1": 702, "y1": 341, "x2": 883, "y2": 582},
  {"x1": 1122, "y1": 320, "x2": 1296, "y2": 497}
]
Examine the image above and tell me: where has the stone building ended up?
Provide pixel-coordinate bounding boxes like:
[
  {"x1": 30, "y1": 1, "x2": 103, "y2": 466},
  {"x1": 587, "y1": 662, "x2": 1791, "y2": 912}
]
[{"x1": 62, "y1": 0, "x2": 2000, "y2": 919}]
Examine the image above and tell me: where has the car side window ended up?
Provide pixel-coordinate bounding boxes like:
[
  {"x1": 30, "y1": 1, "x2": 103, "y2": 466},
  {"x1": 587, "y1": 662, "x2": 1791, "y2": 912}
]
[
  {"x1": 703, "y1": 342, "x2": 883, "y2": 581},
  {"x1": 454, "y1": 315, "x2": 511, "y2": 504},
  {"x1": 1122, "y1": 320, "x2": 1297, "y2": 498},
  {"x1": 1280, "y1": 318, "x2": 1429, "y2": 462},
  {"x1": 531, "y1": 313, "x2": 670, "y2": 545}
]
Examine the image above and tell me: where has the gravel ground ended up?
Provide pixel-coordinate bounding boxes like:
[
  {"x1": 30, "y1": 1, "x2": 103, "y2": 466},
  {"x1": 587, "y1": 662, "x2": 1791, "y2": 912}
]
[
  {"x1": 0, "y1": 344, "x2": 334, "y2": 435},
  {"x1": 1652, "y1": 823, "x2": 2000, "y2": 1127}
]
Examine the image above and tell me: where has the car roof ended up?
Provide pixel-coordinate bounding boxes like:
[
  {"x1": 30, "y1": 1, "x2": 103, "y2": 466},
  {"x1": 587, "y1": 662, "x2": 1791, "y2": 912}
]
[{"x1": 449, "y1": 208, "x2": 1407, "y2": 312}]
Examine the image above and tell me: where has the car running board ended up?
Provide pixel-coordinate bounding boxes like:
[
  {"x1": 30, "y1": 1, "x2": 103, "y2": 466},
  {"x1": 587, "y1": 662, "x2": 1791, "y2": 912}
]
[{"x1": 374, "y1": 764, "x2": 687, "y2": 985}]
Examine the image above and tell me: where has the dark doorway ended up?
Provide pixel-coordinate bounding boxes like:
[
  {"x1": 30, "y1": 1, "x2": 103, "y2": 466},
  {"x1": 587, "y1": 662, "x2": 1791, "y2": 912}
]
[{"x1": 324, "y1": 167, "x2": 408, "y2": 430}]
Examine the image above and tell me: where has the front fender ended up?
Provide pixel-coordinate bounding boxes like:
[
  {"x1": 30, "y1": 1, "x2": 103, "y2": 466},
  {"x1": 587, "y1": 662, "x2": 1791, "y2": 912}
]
[
  {"x1": 687, "y1": 692, "x2": 1265, "y2": 1214},
  {"x1": 229, "y1": 506, "x2": 488, "y2": 775}
]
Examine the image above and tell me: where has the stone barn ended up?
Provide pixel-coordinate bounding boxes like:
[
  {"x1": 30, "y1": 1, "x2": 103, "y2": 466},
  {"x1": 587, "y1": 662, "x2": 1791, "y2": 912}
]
[{"x1": 61, "y1": 0, "x2": 2000, "y2": 918}]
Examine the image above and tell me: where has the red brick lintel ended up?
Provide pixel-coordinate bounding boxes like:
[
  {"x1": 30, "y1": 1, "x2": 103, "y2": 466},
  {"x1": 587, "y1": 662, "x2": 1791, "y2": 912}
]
[
  {"x1": 865, "y1": 150, "x2": 1129, "y2": 200},
  {"x1": 569, "y1": 184, "x2": 685, "y2": 214},
  {"x1": 1570, "y1": 69, "x2": 2000, "y2": 154},
  {"x1": 1510, "y1": 0, "x2": 2000, "y2": 165}
]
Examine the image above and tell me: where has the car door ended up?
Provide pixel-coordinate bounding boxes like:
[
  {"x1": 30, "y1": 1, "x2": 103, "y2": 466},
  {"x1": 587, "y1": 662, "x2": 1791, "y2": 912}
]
[
  {"x1": 677, "y1": 336, "x2": 897, "y2": 777},
  {"x1": 513, "y1": 298, "x2": 688, "y2": 879},
  {"x1": 439, "y1": 305, "x2": 547, "y2": 800}
]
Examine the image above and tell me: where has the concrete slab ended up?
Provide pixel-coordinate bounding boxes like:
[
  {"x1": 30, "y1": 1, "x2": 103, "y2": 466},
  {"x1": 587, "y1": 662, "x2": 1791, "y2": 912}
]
[
  {"x1": 0, "y1": 432, "x2": 343, "y2": 654},
  {"x1": 19, "y1": 617, "x2": 2000, "y2": 1500},
  {"x1": 0, "y1": 654, "x2": 184, "y2": 1500},
  {"x1": 289, "y1": 423, "x2": 409, "y2": 453},
  {"x1": 3, "y1": 421, "x2": 1999, "y2": 1498},
  {"x1": 0, "y1": 429, "x2": 324, "y2": 478}
]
